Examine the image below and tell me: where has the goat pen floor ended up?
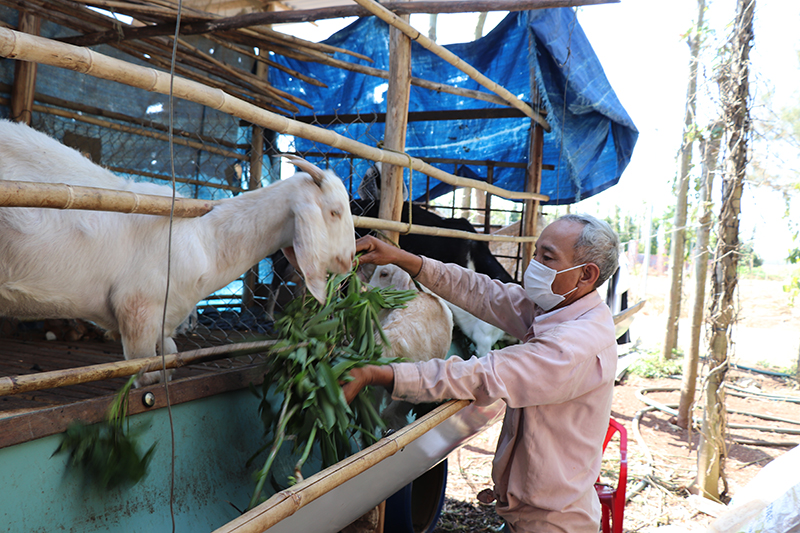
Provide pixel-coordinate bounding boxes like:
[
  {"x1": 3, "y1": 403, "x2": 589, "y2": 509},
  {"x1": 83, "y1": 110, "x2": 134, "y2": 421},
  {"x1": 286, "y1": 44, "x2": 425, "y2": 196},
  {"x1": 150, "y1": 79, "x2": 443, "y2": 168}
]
[{"x1": 0, "y1": 332, "x2": 263, "y2": 418}]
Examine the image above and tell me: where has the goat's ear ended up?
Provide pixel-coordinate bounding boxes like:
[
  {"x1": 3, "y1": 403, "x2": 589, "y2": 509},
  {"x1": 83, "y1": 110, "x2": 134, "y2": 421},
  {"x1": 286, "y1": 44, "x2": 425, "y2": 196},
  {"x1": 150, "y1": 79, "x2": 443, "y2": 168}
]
[
  {"x1": 281, "y1": 154, "x2": 326, "y2": 188},
  {"x1": 291, "y1": 201, "x2": 329, "y2": 303}
]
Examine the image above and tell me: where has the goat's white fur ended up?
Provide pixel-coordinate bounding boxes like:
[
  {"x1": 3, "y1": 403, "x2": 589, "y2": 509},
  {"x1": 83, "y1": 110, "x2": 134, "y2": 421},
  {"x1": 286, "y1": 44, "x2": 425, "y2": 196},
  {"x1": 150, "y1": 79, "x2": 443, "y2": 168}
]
[
  {"x1": 367, "y1": 264, "x2": 452, "y2": 429},
  {"x1": 0, "y1": 120, "x2": 355, "y2": 385}
]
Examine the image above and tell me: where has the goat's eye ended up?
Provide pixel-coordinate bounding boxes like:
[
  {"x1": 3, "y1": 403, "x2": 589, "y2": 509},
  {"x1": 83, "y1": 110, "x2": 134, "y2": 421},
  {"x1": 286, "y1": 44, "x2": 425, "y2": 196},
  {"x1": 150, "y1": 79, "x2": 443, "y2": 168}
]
[{"x1": 331, "y1": 209, "x2": 341, "y2": 218}]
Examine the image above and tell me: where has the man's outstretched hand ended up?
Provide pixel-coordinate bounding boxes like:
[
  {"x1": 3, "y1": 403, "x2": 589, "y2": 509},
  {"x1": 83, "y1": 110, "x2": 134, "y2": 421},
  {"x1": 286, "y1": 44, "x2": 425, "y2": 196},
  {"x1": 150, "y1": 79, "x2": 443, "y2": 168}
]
[
  {"x1": 342, "y1": 365, "x2": 395, "y2": 404},
  {"x1": 355, "y1": 236, "x2": 424, "y2": 278}
]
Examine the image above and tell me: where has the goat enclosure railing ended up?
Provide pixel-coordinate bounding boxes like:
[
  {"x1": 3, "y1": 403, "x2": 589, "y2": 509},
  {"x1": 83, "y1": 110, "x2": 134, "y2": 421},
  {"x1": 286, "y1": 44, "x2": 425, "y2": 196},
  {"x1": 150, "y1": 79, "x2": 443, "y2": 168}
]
[{"x1": 0, "y1": 25, "x2": 545, "y2": 364}]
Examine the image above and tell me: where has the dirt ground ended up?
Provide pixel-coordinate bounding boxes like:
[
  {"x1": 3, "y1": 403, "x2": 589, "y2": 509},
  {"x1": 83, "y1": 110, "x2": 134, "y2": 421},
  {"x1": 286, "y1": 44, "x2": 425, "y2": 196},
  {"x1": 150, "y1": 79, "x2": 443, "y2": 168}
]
[{"x1": 433, "y1": 271, "x2": 800, "y2": 532}]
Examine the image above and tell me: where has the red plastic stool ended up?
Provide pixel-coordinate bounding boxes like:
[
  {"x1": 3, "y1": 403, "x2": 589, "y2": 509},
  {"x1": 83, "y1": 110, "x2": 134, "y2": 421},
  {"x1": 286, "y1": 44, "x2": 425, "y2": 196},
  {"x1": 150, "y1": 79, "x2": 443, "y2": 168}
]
[{"x1": 594, "y1": 418, "x2": 627, "y2": 533}]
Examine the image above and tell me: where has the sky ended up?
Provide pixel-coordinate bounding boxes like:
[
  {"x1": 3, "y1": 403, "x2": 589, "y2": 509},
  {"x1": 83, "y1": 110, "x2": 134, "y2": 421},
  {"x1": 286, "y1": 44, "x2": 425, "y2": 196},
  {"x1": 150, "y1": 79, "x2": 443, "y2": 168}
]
[
  {"x1": 576, "y1": 0, "x2": 800, "y2": 264},
  {"x1": 276, "y1": 1, "x2": 800, "y2": 264}
]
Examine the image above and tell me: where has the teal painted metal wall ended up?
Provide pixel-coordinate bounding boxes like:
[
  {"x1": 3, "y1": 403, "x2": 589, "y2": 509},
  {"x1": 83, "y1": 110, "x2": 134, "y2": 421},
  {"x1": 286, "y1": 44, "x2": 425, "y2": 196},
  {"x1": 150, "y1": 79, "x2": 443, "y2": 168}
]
[{"x1": 0, "y1": 389, "x2": 312, "y2": 532}]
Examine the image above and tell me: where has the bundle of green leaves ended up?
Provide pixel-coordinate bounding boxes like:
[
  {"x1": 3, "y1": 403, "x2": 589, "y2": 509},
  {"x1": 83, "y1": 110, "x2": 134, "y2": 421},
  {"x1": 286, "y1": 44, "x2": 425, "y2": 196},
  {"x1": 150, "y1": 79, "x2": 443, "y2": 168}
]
[
  {"x1": 54, "y1": 375, "x2": 156, "y2": 489},
  {"x1": 248, "y1": 265, "x2": 417, "y2": 509}
]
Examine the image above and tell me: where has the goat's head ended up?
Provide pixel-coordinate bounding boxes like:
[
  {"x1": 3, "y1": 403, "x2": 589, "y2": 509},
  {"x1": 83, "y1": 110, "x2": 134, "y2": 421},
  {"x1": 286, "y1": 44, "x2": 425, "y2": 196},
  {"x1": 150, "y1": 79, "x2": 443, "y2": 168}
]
[
  {"x1": 368, "y1": 264, "x2": 416, "y2": 292},
  {"x1": 282, "y1": 155, "x2": 356, "y2": 303}
]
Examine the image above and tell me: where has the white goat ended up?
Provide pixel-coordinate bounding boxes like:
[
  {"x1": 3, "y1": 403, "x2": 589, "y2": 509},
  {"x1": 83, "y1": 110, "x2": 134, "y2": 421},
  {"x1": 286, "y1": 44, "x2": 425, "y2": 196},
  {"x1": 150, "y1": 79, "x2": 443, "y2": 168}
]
[
  {"x1": 367, "y1": 264, "x2": 453, "y2": 429},
  {"x1": 0, "y1": 120, "x2": 355, "y2": 386}
]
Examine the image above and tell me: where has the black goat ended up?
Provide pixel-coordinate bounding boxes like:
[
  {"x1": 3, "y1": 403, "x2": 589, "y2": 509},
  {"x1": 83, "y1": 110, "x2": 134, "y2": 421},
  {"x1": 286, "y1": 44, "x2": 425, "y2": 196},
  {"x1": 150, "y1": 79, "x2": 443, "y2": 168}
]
[{"x1": 350, "y1": 200, "x2": 515, "y2": 283}]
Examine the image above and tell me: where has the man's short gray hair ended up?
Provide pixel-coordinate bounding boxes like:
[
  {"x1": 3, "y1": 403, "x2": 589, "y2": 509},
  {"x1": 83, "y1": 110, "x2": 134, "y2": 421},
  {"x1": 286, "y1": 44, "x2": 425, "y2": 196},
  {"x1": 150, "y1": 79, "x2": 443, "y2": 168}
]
[{"x1": 556, "y1": 213, "x2": 620, "y2": 288}]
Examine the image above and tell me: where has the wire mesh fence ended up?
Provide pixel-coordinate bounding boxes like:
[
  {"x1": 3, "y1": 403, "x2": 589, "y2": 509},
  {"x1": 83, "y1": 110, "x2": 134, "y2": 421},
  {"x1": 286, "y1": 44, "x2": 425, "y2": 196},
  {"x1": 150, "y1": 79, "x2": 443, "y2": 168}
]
[{"x1": 1, "y1": 91, "x2": 529, "y2": 370}]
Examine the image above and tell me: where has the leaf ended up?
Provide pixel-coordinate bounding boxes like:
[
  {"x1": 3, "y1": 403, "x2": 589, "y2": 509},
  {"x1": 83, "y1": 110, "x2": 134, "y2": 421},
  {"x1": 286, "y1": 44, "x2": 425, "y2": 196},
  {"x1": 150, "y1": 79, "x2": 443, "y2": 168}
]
[
  {"x1": 306, "y1": 318, "x2": 341, "y2": 338},
  {"x1": 250, "y1": 266, "x2": 418, "y2": 498},
  {"x1": 54, "y1": 377, "x2": 156, "y2": 490},
  {"x1": 289, "y1": 346, "x2": 308, "y2": 367}
]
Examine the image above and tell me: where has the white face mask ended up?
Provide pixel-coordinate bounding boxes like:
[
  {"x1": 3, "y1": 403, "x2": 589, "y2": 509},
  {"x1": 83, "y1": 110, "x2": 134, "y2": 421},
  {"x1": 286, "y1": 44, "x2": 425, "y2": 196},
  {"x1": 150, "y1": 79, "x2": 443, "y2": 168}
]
[{"x1": 524, "y1": 260, "x2": 586, "y2": 311}]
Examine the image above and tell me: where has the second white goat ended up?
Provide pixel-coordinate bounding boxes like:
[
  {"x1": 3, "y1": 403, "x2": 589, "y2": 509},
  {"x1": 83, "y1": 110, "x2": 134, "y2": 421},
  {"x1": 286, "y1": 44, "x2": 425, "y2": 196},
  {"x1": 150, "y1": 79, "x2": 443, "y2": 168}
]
[
  {"x1": 0, "y1": 119, "x2": 356, "y2": 386},
  {"x1": 367, "y1": 264, "x2": 453, "y2": 428}
]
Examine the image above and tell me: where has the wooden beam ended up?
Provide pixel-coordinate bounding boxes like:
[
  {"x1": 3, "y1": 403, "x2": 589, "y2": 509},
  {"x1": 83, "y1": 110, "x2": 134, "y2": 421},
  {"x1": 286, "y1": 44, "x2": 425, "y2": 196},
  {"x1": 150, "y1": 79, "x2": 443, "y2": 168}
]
[
  {"x1": 9, "y1": 11, "x2": 39, "y2": 124},
  {"x1": 58, "y1": 0, "x2": 618, "y2": 47},
  {"x1": 378, "y1": 21, "x2": 412, "y2": 244},
  {"x1": 522, "y1": 122, "x2": 545, "y2": 267}
]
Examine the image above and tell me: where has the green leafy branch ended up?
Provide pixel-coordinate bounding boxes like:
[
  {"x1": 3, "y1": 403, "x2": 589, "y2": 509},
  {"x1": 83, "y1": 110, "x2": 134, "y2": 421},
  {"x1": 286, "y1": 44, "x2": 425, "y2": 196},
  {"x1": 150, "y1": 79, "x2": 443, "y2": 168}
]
[
  {"x1": 53, "y1": 375, "x2": 156, "y2": 489},
  {"x1": 247, "y1": 265, "x2": 417, "y2": 509}
]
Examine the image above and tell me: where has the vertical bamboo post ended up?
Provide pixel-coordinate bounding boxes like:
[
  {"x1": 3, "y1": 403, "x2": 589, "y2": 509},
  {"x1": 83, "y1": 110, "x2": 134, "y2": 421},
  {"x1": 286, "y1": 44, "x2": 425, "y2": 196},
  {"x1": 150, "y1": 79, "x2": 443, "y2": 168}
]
[
  {"x1": 242, "y1": 125, "x2": 263, "y2": 310},
  {"x1": 10, "y1": 11, "x2": 39, "y2": 124},
  {"x1": 242, "y1": 53, "x2": 269, "y2": 311},
  {"x1": 522, "y1": 122, "x2": 544, "y2": 269},
  {"x1": 379, "y1": 20, "x2": 412, "y2": 245},
  {"x1": 482, "y1": 164, "x2": 494, "y2": 235}
]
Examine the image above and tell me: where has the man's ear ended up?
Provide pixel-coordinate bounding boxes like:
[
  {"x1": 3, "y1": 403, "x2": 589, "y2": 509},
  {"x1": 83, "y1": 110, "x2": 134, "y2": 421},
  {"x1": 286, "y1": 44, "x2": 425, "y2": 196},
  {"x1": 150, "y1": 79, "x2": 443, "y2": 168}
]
[{"x1": 580, "y1": 263, "x2": 601, "y2": 289}]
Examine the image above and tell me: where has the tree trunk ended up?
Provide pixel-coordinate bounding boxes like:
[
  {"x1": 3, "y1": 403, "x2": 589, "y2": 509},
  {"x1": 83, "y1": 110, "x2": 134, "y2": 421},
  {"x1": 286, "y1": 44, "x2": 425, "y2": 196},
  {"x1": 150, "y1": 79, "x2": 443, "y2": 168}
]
[
  {"x1": 695, "y1": 0, "x2": 754, "y2": 501},
  {"x1": 475, "y1": 12, "x2": 488, "y2": 40},
  {"x1": 677, "y1": 120, "x2": 723, "y2": 429},
  {"x1": 663, "y1": 0, "x2": 705, "y2": 360},
  {"x1": 428, "y1": 13, "x2": 438, "y2": 41}
]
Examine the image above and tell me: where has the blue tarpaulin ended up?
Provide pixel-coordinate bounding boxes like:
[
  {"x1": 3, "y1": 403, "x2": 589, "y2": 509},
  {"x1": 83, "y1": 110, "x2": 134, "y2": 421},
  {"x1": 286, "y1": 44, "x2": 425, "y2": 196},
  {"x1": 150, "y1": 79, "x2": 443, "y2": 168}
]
[{"x1": 270, "y1": 8, "x2": 638, "y2": 205}]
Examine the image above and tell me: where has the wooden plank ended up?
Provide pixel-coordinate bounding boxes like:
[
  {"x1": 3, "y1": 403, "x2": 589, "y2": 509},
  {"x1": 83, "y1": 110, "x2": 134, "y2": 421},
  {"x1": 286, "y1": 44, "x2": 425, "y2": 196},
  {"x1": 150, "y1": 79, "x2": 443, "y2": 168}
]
[{"x1": 0, "y1": 365, "x2": 266, "y2": 449}]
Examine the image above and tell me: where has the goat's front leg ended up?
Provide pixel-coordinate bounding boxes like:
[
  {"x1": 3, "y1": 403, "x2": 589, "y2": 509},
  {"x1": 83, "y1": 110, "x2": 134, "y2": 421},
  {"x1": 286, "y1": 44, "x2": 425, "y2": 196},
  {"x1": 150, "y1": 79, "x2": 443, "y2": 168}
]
[{"x1": 117, "y1": 299, "x2": 176, "y2": 387}]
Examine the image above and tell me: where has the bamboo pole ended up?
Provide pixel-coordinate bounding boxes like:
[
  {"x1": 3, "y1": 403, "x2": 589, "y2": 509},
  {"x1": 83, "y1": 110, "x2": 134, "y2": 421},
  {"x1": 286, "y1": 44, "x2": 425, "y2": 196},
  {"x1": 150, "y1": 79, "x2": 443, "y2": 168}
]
[
  {"x1": 0, "y1": 86, "x2": 243, "y2": 149},
  {"x1": 62, "y1": 0, "x2": 375, "y2": 65},
  {"x1": 31, "y1": 102, "x2": 249, "y2": 161},
  {"x1": 0, "y1": 181, "x2": 216, "y2": 217},
  {"x1": 10, "y1": 11, "x2": 39, "y2": 124},
  {"x1": 221, "y1": 28, "x2": 514, "y2": 109},
  {"x1": 212, "y1": 399, "x2": 471, "y2": 533},
  {"x1": 173, "y1": 35, "x2": 312, "y2": 111},
  {"x1": 239, "y1": 24, "x2": 373, "y2": 64},
  {"x1": 104, "y1": 165, "x2": 244, "y2": 193},
  {"x1": 0, "y1": 180, "x2": 538, "y2": 243},
  {"x1": 522, "y1": 122, "x2": 545, "y2": 267},
  {"x1": 354, "y1": 215, "x2": 537, "y2": 243},
  {"x1": 206, "y1": 34, "x2": 327, "y2": 88},
  {"x1": 243, "y1": 123, "x2": 264, "y2": 310},
  {"x1": 0, "y1": 28, "x2": 545, "y2": 201},
  {"x1": 379, "y1": 20, "x2": 412, "y2": 244},
  {"x1": 5, "y1": 0, "x2": 297, "y2": 113},
  {"x1": 130, "y1": 35, "x2": 297, "y2": 113},
  {"x1": 0, "y1": 340, "x2": 277, "y2": 396},
  {"x1": 350, "y1": 0, "x2": 550, "y2": 132}
]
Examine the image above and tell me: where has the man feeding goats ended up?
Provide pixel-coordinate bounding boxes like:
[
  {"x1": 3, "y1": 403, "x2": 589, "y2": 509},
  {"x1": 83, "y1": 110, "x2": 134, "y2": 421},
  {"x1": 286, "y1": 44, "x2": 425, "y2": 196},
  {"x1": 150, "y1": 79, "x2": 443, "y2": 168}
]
[{"x1": 343, "y1": 214, "x2": 620, "y2": 533}]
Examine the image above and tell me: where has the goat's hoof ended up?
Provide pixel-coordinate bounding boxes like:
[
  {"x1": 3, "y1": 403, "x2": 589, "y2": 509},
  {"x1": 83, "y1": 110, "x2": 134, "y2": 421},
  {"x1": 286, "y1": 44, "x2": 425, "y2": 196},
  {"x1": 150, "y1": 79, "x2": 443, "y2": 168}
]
[{"x1": 135, "y1": 369, "x2": 174, "y2": 388}]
